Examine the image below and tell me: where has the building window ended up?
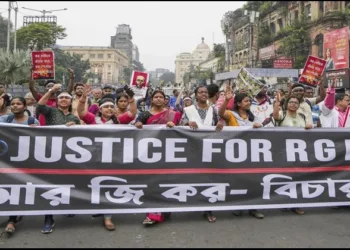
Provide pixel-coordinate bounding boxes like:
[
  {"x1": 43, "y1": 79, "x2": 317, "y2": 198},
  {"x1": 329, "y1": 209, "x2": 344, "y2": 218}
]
[
  {"x1": 108, "y1": 65, "x2": 111, "y2": 70},
  {"x1": 334, "y1": 1, "x2": 338, "y2": 10},
  {"x1": 319, "y1": 1, "x2": 324, "y2": 13},
  {"x1": 90, "y1": 54, "x2": 95, "y2": 59},
  {"x1": 294, "y1": 10, "x2": 299, "y2": 21},
  {"x1": 98, "y1": 54, "x2": 103, "y2": 59},
  {"x1": 270, "y1": 22, "x2": 276, "y2": 35},
  {"x1": 108, "y1": 54, "x2": 111, "y2": 59},
  {"x1": 306, "y1": 5, "x2": 311, "y2": 20},
  {"x1": 278, "y1": 18, "x2": 283, "y2": 29},
  {"x1": 315, "y1": 34, "x2": 324, "y2": 58}
]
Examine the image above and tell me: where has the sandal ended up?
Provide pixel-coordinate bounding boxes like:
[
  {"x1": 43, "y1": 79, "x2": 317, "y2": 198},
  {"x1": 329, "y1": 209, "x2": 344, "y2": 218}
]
[
  {"x1": 291, "y1": 208, "x2": 304, "y2": 215},
  {"x1": 142, "y1": 217, "x2": 157, "y2": 226},
  {"x1": 5, "y1": 222, "x2": 15, "y2": 234},
  {"x1": 103, "y1": 219, "x2": 115, "y2": 231},
  {"x1": 203, "y1": 211, "x2": 216, "y2": 223}
]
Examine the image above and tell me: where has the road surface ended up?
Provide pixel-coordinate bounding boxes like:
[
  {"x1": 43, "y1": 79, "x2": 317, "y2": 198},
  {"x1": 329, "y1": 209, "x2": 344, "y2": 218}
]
[{"x1": 1, "y1": 207, "x2": 350, "y2": 248}]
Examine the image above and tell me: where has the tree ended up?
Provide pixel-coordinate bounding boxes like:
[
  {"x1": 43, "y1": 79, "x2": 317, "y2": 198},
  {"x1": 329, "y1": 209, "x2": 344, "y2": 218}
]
[
  {"x1": 213, "y1": 43, "x2": 225, "y2": 57},
  {"x1": 160, "y1": 72, "x2": 175, "y2": 83},
  {"x1": 123, "y1": 67, "x2": 132, "y2": 84},
  {"x1": 0, "y1": 16, "x2": 12, "y2": 50},
  {"x1": 0, "y1": 49, "x2": 31, "y2": 86},
  {"x1": 16, "y1": 23, "x2": 67, "y2": 51},
  {"x1": 52, "y1": 48, "x2": 90, "y2": 84},
  {"x1": 133, "y1": 60, "x2": 145, "y2": 71},
  {"x1": 243, "y1": 1, "x2": 264, "y2": 11}
]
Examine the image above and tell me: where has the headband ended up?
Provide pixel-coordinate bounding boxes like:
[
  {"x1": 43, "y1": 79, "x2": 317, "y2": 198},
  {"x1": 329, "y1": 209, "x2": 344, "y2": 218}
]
[
  {"x1": 57, "y1": 93, "x2": 72, "y2": 99},
  {"x1": 183, "y1": 97, "x2": 192, "y2": 101},
  {"x1": 292, "y1": 87, "x2": 304, "y2": 92},
  {"x1": 100, "y1": 102, "x2": 116, "y2": 108}
]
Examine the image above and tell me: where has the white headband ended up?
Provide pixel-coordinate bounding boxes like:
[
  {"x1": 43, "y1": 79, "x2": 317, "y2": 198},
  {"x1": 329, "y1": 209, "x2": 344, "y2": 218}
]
[
  {"x1": 183, "y1": 97, "x2": 192, "y2": 101},
  {"x1": 57, "y1": 93, "x2": 72, "y2": 99},
  {"x1": 100, "y1": 102, "x2": 115, "y2": 108},
  {"x1": 292, "y1": 87, "x2": 304, "y2": 92}
]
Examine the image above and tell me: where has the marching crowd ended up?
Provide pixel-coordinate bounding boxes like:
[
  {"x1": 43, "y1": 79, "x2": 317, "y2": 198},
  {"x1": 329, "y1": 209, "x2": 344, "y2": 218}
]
[{"x1": 0, "y1": 68, "x2": 347, "y2": 235}]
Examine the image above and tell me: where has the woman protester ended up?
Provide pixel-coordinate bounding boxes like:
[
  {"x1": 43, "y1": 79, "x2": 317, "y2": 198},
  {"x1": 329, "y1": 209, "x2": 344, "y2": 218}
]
[
  {"x1": 0, "y1": 96, "x2": 40, "y2": 235},
  {"x1": 0, "y1": 93, "x2": 11, "y2": 116},
  {"x1": 77, "y1": 85, "x2": 136, "y2": 125},
  {"x1": 180, "y1": 85, "x2": 224, "y2": 223},
  {"x1": 218, "y1": 84, "x2": 265, "y2": 219},
  {"x1": 36, "y1": 83, "x2": 81, "y2": 234},
  {"x1": 273, "y1": 93, "x2": 312, "y2": 215},
  {"x1": 135, "y1": 90, "x2": 182, "y2": 226}
]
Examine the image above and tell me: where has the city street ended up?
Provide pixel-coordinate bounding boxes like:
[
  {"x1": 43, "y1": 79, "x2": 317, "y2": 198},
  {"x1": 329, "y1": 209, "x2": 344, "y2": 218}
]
[{"x1": 1, "y1": 207, "x2": 350, "y2": 248}]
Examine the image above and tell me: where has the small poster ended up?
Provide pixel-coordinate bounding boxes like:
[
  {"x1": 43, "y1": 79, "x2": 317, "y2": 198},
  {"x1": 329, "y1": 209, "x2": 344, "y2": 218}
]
[
  {"x1": 236, "y1": 67, "x2": 265, "y2": 98},
  {"x1": 130, "y1": 71, "x2": 149, "y2": 99},
  {"x1": 31, "y1": 51, "x2": 55, "y2": 80},
  {"x1": 299, "y1": 56, "x2": 326, "y2": 87}
]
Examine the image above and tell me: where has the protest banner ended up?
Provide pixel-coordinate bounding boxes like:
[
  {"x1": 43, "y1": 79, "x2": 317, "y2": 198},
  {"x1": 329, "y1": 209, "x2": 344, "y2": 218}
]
[
  {"x1": 299, "y1": 56, "x2": 326, "y2": 87},
  {"x1": 1, "y1": 124, "x2": 350, "y2": 215},
  {"x1": 323, "y1": 26, "x2": 349, "y2": 71},
  {"x1": 236, "y1": 68, "x2": 265, "y2": 98},
  {"x1": 31, "y1": 51, "x2": 55, "y2": 80}
]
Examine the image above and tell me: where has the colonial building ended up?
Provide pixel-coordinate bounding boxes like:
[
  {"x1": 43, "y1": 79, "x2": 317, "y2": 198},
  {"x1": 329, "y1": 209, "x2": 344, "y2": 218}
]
[
  {"x1": 132, "y1": 45, "x2": 140, "y2": 63},
  {"x1": 175, "y1": 38, "x2": 211, "y2": 84},
  {"x1": 60, "y1": 46, "x2": 129, "y2": 84}
]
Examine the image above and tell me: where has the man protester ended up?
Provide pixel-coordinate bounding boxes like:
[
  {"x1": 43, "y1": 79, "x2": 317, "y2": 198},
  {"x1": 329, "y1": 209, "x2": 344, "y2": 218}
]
[
  {"x1": 207, "y1": 83, "x2": 220, "y2": 106},
  {"x1": 250, "y1": 81, "x2": 274, "y2": 127},
  {"x1": 169, "y1": 89, "x2": 183, "y2": 110},
  {"x1": 91, "y1": 88, "x2": 102, "y2": 104},
  {"x1": 290, "y1": 78, "x2": 325, "y2": 125}
]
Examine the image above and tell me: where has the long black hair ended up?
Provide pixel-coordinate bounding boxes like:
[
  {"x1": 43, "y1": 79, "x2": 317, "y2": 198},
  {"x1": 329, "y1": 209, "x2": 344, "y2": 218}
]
[
  {"x1": 10, "y1": 96, "x2": 32, "y2": 116},
  {"x1": 233, "y1": 93, "x2": 255, "y2": 122},
  {"x1": 151, "y1": 90, "x2": 165, "y2": 99},
  {"x1": 98, "y1": 97, "x2": 119, "y2": 124}
]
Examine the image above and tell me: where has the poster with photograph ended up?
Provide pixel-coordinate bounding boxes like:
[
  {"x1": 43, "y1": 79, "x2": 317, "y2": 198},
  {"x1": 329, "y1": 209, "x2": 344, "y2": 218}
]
[
  {"x1": 130, "y1": 71, "x2": 149, "y2": 99},
  {"x1": 299, "y1": 56, "x2": 326, "y2": 87},
  {"x1": 323, "y1": 26, "x2": 349, "y2": 71},
  {"x1": 31, "y1": 51, "x2": 55, "y2": 80},
  {"x1": 236, "y1": 68, "x2": 265, "y2": 98}
]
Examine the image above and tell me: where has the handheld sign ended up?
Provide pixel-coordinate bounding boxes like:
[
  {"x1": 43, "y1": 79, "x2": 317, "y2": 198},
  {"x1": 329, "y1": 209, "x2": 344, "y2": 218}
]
[{"x1": 31, "y1": 51, "x2": 55, "y2": 80}]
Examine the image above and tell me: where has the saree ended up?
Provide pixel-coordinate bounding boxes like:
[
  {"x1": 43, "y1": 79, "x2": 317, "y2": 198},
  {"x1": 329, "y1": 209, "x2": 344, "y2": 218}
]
[{"x1": 140, "y1": 109, "x2": 181, "y2": 125}]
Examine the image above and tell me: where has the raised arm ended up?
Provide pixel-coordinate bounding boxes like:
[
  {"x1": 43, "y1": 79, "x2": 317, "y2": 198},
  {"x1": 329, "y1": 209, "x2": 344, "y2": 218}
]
[
  {"x1": 218, "y1": 83, "x2": 233, "y2": 121},
  {"x1": 123, "y1": 85, "x2": 137, "y2": 117},
  {"x1": 273, "y1": 93, "x2": 281, "y2": 121},
  {"x1": 66, "y1": 68, "x2": 75, "y2": 95},
  {"x1": 316, "y1": 77, "x2": 326, "y2": 104},
  {"x1": 38, "y1": 84, "x2": 61, "y2": 105},
  {"x1": 77, "y1": 85, "x2": 91, "y2": 119}
]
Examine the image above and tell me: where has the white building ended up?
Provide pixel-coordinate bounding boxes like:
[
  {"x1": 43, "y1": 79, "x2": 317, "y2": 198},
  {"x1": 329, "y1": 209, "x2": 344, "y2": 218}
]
[{"x1": 175, "y1": 38, "x2": 211, "y2": 84}]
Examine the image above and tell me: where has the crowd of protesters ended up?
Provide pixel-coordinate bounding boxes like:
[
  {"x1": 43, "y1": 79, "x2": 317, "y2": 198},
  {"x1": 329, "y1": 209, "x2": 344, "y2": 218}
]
[{"x1": 0, "y1": 67, "x2": 346, "y2": 235}]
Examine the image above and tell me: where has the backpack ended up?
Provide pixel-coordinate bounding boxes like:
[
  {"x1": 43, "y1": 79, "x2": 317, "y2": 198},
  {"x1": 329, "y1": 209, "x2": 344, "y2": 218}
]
[
  {"x1": 276, "y1": 111, "x2": 306, "y2": 127},
  {"x1": 305, "y1": 99, "x2": 312, "y2": 110},
  {"x1": 6, "y1": 114, "x2": 36, "y2": 125}
]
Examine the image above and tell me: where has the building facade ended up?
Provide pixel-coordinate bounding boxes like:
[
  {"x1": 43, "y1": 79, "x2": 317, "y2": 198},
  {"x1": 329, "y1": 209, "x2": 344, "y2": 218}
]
[
  {"x1": 60, "y1": 46, "x2": 129, "y2": 84},
  {"x1": 175, "y1": 38, "x2": 211, "y2": 84},
  {"x1": 111, "y1": 24, "x2": 133, "y2": 67},
  {"x1": 132, "y1": 45, "x2": 140, "y2": 63}
]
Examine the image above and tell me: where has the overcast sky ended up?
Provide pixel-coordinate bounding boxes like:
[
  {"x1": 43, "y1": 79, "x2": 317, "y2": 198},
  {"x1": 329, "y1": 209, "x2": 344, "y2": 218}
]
[{"x1": 0, "y1": 1, "x2": 245, "y2": 72}]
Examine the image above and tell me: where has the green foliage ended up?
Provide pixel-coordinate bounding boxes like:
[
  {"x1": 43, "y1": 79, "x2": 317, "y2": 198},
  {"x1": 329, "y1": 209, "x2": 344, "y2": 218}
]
[
  {"x1": 0, "y1": 49, "x2": 31, "y2": 86},
  {"x1": 258, "y1": 2, "x2": 273, "y2": 13},
  {"x1": 257, "y1": 24, "x2": 273, "y2": 48},
  {"x1": 16, "y1": 23, "x2": 67, "y2": 51},
  {"x1": 213, "y1": 43, "x2": 225, "y2": 57},
  {"x1": 160, "y1": 72, "x2": 175, "y2": 83},
  {"x1": 123, "y1": 67, "x2": 132, "y2": 84},
  {"x1": 0, "y1": 16, "x2": 12, "y2": 50},
  {"x1": 243, "y1": 1, "x2": 265, "y2": 11},
  {"x1": 52, "y1": 48, "x2": 90, "y2": 84}
]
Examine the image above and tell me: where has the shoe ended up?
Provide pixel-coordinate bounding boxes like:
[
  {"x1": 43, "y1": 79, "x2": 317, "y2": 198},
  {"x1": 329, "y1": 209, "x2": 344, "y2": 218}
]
[
  {"x1": 232, "y1": 210, "x2": 243, "y2": 216},
  {"x1": 92, "y1": 214, "x2": 103, "y2": 218},
  {"x1": 103, "y1": 219, "x2": 116, "y2": 231},
  {"x1": 41, "y1": 216, "x2": 55, "y2": 234},
  {"x1": 291, "y1": 208, "x2": 304, "y2": 215},
  {"x1": 249, "y1": 210, "x2": 264, "y2": 219}
]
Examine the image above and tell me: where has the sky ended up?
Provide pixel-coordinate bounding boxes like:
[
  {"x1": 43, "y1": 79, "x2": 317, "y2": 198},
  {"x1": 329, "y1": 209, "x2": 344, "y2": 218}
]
[{"x1": 0, "y1": 1, "x2": 245, "y2": 72}]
